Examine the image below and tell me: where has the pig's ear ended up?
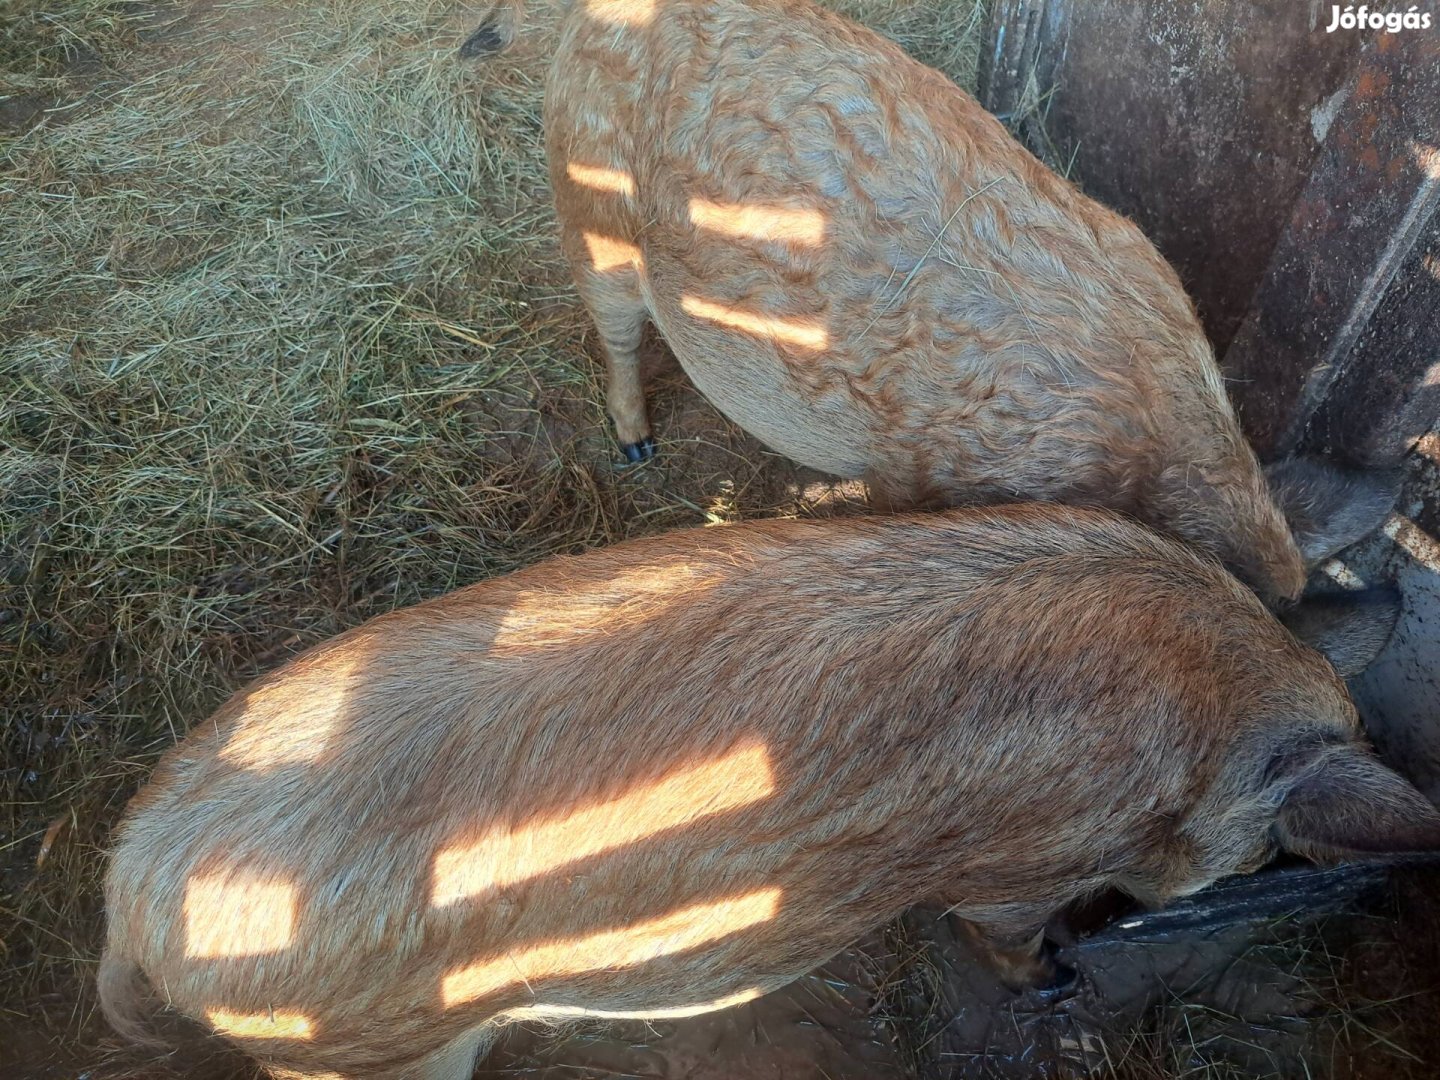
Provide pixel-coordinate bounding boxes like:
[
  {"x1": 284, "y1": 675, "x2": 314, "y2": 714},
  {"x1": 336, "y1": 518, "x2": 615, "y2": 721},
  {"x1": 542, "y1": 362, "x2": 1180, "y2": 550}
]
[
  {"x1": 1280, "y1": 587, "x2": 1400, "y2": 678},
  {"x1": 1274, "y1": 745, "x2": 1440, "y2": 862},
  {"x1": 1265, "y1": 457, "x2": 1400, "y2": 566}
]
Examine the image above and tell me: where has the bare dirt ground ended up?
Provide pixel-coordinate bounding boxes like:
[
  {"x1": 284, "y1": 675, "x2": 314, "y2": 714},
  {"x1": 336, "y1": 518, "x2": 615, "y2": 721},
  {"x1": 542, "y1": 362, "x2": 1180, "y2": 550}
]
[{"x1": 4, "y1": 2, "x2": 1440, "y2": 1078}]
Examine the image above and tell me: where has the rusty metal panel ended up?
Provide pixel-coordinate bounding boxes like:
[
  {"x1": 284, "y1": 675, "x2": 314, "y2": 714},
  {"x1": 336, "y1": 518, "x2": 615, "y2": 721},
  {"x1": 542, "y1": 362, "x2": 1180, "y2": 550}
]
[
  {"x1": 1300, "y1": 213, "x2": 1440, "y2": 468},
  {"x1": 981, "y1": 0, "x2": 1359, "y2": 355},
  {"x1": 1225, "y1": 31, "x2": 1440, "y2": 459},
  {"x1": 981, "y1": 13, "x2": 1440, "y2": 802}
]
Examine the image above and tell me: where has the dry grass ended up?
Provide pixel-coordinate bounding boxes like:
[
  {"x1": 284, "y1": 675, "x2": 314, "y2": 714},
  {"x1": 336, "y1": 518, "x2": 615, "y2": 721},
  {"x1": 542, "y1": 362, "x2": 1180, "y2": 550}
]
[{"x1": 0, "y1": 0, "x2": 980, "y2": 1074}]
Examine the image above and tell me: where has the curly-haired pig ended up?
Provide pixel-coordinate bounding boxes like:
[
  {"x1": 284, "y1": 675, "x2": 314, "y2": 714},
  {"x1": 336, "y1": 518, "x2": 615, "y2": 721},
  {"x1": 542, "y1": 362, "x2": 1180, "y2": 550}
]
[
  {"x1": 471, "y1": 0, "x2": 1401, "y2": 604},
  {"x1": 100, "y1": 504, "x2": 1437, "y2": 1079}
]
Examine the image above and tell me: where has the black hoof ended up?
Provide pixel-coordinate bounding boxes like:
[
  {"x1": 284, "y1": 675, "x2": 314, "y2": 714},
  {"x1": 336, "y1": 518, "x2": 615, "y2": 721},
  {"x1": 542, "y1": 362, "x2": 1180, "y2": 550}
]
[
  {"x1": 1045, "y1": 960, "x2": 1079, "y2": 993},
  {"x1": 620, "y1": 436, "x2": 658, "y2": 464},
  {"x1": 1020, "y1": 957, "x2": 1079, "y2": 1005},
  {"x1": 459, "y1": 22, "x2": 505, "y2": 58}
]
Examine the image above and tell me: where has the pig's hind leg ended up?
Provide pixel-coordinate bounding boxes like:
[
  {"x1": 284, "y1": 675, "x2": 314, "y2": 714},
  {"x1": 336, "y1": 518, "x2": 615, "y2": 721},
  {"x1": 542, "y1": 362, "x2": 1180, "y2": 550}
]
[{"x1": 563, "y1": 229, "x2": 656, "y2": 463}]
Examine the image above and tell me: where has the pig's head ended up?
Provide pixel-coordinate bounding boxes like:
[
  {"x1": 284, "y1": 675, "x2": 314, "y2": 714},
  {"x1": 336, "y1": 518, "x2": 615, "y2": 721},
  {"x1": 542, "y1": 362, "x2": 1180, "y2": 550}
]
[
  {"x1": 1207, "y1": 456, "x2": 1401, "y2": 667},
  {"x1": 1268, "y1": 591, "x2": 1440, "y2": 863},
  {"x1": 1173, "y1": 596, "x2": 1440, "y2": 898},
  {"x1": 1159, "y1": 452, "x2": 1397, "y2": 613},
  {"x1": 1266, "y1": 458, "x2": 1404, "y2": 676},
  {"x1": 1266, "y1": 456, "x2": 1401, "y2": 573},
  {"x1": 1267, "y1": 740, "x2": 1440, "y2": 864},
  {"x1": 1278, "y1": 586, "x2": 1402, "y2": 679}
]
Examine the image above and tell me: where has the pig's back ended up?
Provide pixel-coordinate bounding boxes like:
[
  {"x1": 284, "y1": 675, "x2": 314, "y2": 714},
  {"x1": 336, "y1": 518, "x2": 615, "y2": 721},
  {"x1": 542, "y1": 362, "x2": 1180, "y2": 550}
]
[
  {"x1": 552, "y1": 0, "x2": 1209, "y2": 494},
  {"x1": 105, "y1": 507, "x2": 1284, "y2": 1069}
]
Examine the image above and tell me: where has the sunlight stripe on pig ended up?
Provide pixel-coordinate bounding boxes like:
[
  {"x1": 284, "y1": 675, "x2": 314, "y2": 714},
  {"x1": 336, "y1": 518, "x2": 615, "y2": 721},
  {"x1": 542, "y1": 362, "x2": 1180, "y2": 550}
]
[
  {"x1": 184, "y1": 873, "x2": 296, "y2": 959},
  {"x1": 680, "y1": 295, "x2": 828, "y2": 350},
  {"x1": 441, "y1": 888, "x2": 782, "y2": 1007},
  {"x1": 431, "y1": 744, "x2": 773, "y2": 906}
]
